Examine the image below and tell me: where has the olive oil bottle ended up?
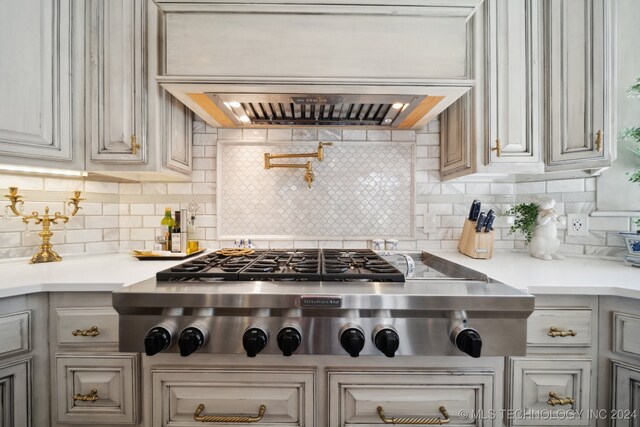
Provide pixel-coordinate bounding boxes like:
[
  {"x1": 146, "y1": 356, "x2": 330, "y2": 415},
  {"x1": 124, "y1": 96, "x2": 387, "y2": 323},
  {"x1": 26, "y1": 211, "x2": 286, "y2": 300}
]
[
  {"x1": 171, "y1": 210, "x2": 182, "y2": 253},
  {"x1": 160, "y1": 208, "x2": 175, "y2": 251}
]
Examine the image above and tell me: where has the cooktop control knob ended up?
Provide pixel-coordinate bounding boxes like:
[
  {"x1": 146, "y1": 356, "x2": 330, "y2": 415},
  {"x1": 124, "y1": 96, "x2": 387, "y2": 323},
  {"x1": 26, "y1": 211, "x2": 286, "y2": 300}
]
[
  {"x1": 277, "y1": 327, "x2": 302, "y2": 356},
  {"x1": 455, "y1": 328, "x2": 482, "y2": 358},
  {"x1": 144, "y1": 326, "x2": 172, "y2": 356},
  {"x1": 374, "y1": 327, "x2": 400, "y2": 357},
  {"x1": 243, "y1": 328, "x2": 267, "y2": 357},
  {"x1": 178, "y1": 327, "x2": 206, "y2": 357},
  {"x1": 340, "y1": 326, "x2": 365, "y2": 357}
]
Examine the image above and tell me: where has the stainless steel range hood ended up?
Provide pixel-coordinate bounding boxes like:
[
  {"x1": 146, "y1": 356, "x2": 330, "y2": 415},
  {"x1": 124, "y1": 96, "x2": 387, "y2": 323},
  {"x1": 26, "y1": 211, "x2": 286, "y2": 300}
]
[{"x1": 151, "y1": 0, "x2": 483, "y2": 129}]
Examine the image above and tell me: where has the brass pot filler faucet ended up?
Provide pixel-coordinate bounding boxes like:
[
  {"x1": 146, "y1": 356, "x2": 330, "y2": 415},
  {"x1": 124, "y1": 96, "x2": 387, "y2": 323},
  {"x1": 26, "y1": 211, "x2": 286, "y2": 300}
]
[{"x1": 263, "y1": 142, "x2": 333, "y2": 188}]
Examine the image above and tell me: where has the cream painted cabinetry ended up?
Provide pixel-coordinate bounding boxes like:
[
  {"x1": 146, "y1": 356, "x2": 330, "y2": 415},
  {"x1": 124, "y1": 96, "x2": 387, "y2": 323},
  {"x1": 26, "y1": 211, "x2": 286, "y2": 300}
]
[
  {"x1": 0, "y1": 0, "x2": 85, "y2": 171},
  {"x1": 544, "y1": 0, "x2": 614, "y2": 172},
  {"x1": 0, "y1": 294, "x2": 50, "y2": 427},
  {"x1": 442, "y1": 0, "x2": 543, "y2": 180},
  {"x1": 50, "y1": 292, "x2": 140, "y2": 426},
  {"x1": 597, "y1": 297, "x2": 640, "y2": 427},
  {"x1": 328, "y1": 369, "x2": 495, "y2": 426},
  {"x1": 86, "y1": 0, "x2": 192, "y2": 181},
  {"x1": 506, "y1": 296, "x2": 598, "y2": 426}
]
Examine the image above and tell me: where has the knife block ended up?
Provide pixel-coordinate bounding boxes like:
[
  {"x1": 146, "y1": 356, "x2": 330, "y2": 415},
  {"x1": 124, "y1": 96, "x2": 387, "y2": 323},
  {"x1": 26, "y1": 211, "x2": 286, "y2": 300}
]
[{"x1": 458, "y1": 219, "x2": 494, "y2": 259}]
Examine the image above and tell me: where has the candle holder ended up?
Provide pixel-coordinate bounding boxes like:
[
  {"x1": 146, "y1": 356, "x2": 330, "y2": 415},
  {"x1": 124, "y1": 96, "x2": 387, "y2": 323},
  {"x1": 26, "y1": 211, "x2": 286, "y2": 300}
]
[{"x1": 5, "y1": 187, "x2": 83, "y2": 264}]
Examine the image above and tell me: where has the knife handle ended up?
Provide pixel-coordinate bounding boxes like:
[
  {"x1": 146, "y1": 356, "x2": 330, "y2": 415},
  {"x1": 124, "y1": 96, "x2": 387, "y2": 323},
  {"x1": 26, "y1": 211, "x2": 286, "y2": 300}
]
[{"x1": 475, "y1": 212, "x2": 486, "y2": 232}]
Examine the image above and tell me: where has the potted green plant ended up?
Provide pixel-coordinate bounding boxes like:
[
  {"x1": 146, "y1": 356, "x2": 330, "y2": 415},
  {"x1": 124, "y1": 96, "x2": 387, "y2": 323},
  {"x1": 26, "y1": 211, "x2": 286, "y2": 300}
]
[
  {"x1": 619, "y1": 76, "x2": 640, "y2": 263},
  {"x1": 505, "y1": 202, "x2": 539, "y2": 244}
]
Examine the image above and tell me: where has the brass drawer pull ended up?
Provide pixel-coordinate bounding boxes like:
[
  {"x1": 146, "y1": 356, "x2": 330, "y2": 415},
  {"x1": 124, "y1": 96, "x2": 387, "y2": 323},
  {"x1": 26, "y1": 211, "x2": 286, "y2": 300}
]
[
  {"x1": 547, "y1": 391, "x2": 575, "y2": 406},
  {"x1": 72, "y1": 388, "x2": 100, "y2": 402},
  {"x1": 194, "y1": 404, "x2": 266, "y2": 423},
  {"x1": 594, "y1": 130, "x2": 603, "y2": 152},
  {"x1": 131, "y1": 134, "x2": 140, "y2": 155},
  {"x1": 377, "y1": 405, "x2": 450, "y2": 424},
  {"x1": 491, "y1": 138, "x2": 502, "y2": 157},
  {"x1": 71, "y1": 326, "x2": 101, "y2": 337},
  {"x1": 547, "y1": 327, "x2": 577, "y2": 337}
]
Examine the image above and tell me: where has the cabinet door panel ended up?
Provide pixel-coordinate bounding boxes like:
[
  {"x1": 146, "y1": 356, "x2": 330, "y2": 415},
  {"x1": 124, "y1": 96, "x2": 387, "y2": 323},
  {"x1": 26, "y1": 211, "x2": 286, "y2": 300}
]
[
  {"x1": 0, "y1": 358, "x2": 31, "y2": 427},
  {"x1": 88, "y1": 0, "x2": 146, "y2": 163},
  {"x1": 0, "y1": 311, "x2": 30, "y2": 358},
  {"x1": 488, "y1": 0, "x2": 540, "y2": 165},
  {"x1": 163, "y1": 91, "x2": 193, "y2": 175},
  {"x1": 611, "y1": 361, "x2": 640, "y2": 427},
  {"x1": 545, "y1": 0, "x2": 609, "y2": 169},
  {"x1": 0, "y1": 0, "x2": 75, "y2": 163}
]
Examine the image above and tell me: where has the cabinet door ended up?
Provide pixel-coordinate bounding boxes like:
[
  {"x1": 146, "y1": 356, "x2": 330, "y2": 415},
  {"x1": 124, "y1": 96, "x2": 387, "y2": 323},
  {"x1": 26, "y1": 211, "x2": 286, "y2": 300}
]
[
  {"x1": 545, "y1": 0, "x2": 612, "y2": 171},
  {"x1": 88, "y1": 0, "x2": 146, "y2": 164},
  {"x1": 162, "y1": 90, "x2": 193, "y2": 175},
  {"x1": 0, "y1": 358, "x2": 31, "y2": 427},
  {"x1": 508, "y1": 357, "x2": 591, "y2": 426},
  {"x1": 441, "y1": 93, "x2": 476, "y2": 179},
  {"x1": 611, "y1": 361, "x2": 640, "y2": 427},
  {"x1": 0, "y1": 0, "x2": 82, "y2": 169},
  {"x1": 487, "y1": 0, "x2": 541, "y2": 166}
]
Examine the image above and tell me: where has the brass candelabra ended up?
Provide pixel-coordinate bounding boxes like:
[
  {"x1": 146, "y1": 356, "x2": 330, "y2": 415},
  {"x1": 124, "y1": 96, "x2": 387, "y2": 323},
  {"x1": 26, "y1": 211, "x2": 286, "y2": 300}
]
[{"x1": 5, "y1": 187, "x2": 83, "y2": 264}]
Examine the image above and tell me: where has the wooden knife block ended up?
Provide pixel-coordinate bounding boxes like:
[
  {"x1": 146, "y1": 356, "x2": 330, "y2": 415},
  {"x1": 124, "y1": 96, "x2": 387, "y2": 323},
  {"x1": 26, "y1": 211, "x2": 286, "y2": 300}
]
[{"x1": 458, "y1": 219, "x2": 494, "y2": 259}]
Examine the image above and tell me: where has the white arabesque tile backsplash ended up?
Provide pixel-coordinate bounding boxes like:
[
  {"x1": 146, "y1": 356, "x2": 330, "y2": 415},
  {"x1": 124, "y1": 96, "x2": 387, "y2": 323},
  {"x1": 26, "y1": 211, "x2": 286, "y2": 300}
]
[{"x1": 0, "y1": 115, "x2": 636, "y2": 259}]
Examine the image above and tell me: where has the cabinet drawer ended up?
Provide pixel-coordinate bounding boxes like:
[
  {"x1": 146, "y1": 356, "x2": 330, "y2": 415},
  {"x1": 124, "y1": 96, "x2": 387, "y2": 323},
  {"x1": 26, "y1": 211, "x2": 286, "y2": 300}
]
[
  {"x1": 55, "y1": 353, "x2": 139, "y2": 424},
  {"x1": 508, "y1": 357, "x2": 591, "y2": 426},
  {"x1": 0, "y1": 310, "x2": 30, "y2": 357},
  {"x1": 527, "y1": 309, "x2": 591, "y2": 347},
  {"x1": 151, "y1": 368, "x2": 315, "y2": 426},
  {"x1": 328, "y1": 370, "x2": 495, "y2": 427},
  {"x1": 614, "y1": 312, "x2": 640, "y2": 359},
  {"x1": 56, "y1": 307, "x2": 118, "y2": 345}
]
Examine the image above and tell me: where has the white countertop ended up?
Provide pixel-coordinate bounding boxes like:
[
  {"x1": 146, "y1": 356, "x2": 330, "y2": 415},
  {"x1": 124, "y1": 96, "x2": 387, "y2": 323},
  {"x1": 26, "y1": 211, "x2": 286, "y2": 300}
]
[
  {"x1": 0, "y1": 252, "x2": 188, "y2": 298},
  {"x1": 0, "y1": 250, "x2": 638, "y2": 300},
  {"x1": 429, "y1": 250, "x2": 640, "y2": 299}
]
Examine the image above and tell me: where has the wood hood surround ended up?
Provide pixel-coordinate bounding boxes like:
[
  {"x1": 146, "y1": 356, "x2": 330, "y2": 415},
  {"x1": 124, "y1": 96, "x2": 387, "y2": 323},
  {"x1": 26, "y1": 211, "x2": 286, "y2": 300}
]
[{"x1": 153, "y1": 0, "x2": 483, "y2": 130}]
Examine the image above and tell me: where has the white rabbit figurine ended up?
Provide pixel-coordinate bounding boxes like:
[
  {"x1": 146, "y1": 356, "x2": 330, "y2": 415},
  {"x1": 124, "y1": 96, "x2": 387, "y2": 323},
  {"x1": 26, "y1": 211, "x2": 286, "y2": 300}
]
[{"x1": 529, "y1": 197, "x2": 565, "y2": 261}]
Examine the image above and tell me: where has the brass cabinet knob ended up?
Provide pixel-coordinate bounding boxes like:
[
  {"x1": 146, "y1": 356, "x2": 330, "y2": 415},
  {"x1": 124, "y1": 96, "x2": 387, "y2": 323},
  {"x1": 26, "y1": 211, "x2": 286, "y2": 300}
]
[
  {"x1": 547, "y1": 391, "x2": 575, "y2": 406},
  {"x1": 547, "y1": 327, "x2": 576, "y2": 337},
  {"x1": 72, "y1": 388, "x2": 100, "y2": 402},
  {"x1": 130, "y1": 134, "x2": 140, "y2": 155},
  {"x1": 71, "y1": 326, "x2": 101, "y2": 337},
  {"x1": 594, "y1": 130, "x2": 603, "y2": 152},
  {"x1": 491, "y1": 138, "x2": 502, "y2": 157}
]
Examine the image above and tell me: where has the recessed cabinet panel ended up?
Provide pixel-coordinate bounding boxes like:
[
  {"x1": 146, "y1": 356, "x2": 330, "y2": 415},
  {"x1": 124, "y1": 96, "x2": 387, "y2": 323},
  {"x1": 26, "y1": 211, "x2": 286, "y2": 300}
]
[
  {"x1": 151, "y1": 369, "x2": 315, "y2": 426},
  {"x1": 508, "y1": 357, "x2": 591, "y2": 426},
  {"x1": 88, "y1": 0, "x2": 146, "y2": 164},
  {"x1": 545, "y1": 0, "x2": 609, "y2": 170},
  {"x1": 487, "y1": 0, "x2": 540, "y2": 165},
  {"x1": 0, "y1": 0, "x2": 78, "y2": 165},
  {"x1": 55, "y1": 353, "x2": 139, "y2": 424},
  {"x1": 328, "y1": 370, "x2": 494, "y2": 427},
  {"x1": 614, "y1": 313, "x2": 640, "y2": 359},
  {"x1": 0, "y1": 358, "x2": 31, "y2": 427},
  {"x1": 611, "y1": 361, "x2": 640, "y2": 427},
  {"x1": 163, "y1": 90, "x2": 193, "y2": 175},
  {"x1": 0, "y1": 311, "x2": 30, "y2": 358},
  {"x1": 56, "y1": 307, "x2": 119, "y2": 346},
  {"x1": 441, "y1": 94, "x2": 475, "y2": 179},
  {"x1": 527, "y1": 309, "x2": 592, "y2": 347}
]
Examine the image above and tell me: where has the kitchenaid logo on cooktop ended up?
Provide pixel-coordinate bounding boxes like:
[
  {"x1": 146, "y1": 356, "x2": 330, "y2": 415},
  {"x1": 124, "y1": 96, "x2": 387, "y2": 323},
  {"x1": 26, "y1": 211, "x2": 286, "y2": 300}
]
[{"x1": 300, "y1": 296, "x2": 342, "y2": 307}]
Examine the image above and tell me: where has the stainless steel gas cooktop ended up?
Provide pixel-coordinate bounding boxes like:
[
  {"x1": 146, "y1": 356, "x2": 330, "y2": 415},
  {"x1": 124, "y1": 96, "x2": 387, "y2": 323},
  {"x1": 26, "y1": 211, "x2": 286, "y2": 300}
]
[{"x1": 113, "y1": 251, "x2": 533, "y2": 358}]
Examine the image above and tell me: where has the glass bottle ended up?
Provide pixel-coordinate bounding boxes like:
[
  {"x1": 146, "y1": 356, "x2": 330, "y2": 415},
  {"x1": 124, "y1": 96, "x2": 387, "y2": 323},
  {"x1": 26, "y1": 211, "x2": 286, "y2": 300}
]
[{"x1": 160, "y1": 208, "x2": 175, "y2": 251}]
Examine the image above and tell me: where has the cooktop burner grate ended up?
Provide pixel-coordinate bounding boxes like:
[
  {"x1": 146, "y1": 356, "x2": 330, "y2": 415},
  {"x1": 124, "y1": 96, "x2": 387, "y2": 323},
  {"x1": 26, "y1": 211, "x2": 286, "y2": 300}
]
[{"x1": 155, "y1": 249, "x2": 404, "y2": 282}]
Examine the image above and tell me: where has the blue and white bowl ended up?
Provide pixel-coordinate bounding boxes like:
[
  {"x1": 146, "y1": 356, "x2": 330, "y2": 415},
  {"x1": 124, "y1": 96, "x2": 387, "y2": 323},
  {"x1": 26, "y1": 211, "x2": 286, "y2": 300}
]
[{"x1": 620, "y1": 232, "x2": 640, "y2": 254}]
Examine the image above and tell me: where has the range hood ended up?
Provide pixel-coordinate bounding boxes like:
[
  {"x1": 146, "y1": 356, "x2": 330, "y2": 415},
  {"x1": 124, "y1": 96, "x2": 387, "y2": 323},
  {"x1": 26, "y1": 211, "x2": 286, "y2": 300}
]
[{"x1": 152, "y1": 0, "x2": 483, "y2": 129}]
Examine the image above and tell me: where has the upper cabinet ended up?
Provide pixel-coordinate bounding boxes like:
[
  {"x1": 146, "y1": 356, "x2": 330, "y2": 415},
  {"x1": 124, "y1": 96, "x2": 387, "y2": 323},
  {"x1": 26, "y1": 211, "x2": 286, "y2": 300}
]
[
  {"x1": 441, "y1": 0, "x2": 614, "y2": 180},
  {"x1": 0, "y1": 0, "x2": 85, "y2": 171},
  {"x1": 86, "y1": 0, "x2": 192, "y2": 181},
  {"x1": 544, "y1": 0, "x2": 613, "y2": 172}
]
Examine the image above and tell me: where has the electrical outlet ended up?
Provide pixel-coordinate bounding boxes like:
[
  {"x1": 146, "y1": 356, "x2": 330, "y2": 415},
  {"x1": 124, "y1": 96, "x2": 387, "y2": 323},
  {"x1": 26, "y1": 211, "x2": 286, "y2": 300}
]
[
  {"x1": 567, "y1": 213, "x2": 589, "y2": 236},
  {"x1": 424, "y1": 213, "x2": 438, "y2": 233}
]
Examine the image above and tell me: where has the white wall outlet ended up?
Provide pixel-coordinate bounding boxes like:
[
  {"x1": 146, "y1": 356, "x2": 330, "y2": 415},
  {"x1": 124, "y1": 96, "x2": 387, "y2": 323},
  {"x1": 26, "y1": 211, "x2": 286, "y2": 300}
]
[
  {"x1": 567, "y1": 213, "x2": 589, "y2": 236},
  {"x1": 424, "y1": 213, "x2": 438, "y2": 233}
]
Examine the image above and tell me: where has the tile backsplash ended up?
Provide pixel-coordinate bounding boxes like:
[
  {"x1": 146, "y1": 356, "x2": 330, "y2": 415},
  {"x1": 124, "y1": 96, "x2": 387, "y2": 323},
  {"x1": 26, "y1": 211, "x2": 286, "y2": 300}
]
[{"x1": 0, "y1": 116, "x2": 635, "y2": 259}]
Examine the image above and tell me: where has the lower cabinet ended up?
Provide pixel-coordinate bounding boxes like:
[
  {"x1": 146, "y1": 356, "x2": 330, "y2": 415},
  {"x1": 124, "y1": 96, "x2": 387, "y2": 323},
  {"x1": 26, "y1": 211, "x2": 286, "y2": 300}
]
[
  {"x1": 150, "y1": 368, "x2": 315, "y2": 426},
  {"x1": 508, "y1": 358, "x2": 592, "y2": 426},
  {"x1": 327, "y1": 370, "x2": 495, "y2": 427},
  {"x1": 0, "y1": 358, "x2": 32, "y2": 427},
  {"x1": 54, "y1": 353, "x2": 139, "y2": 425},
  {"x1": 611, "y1": 361, "x2": 640, "y2": 427}
]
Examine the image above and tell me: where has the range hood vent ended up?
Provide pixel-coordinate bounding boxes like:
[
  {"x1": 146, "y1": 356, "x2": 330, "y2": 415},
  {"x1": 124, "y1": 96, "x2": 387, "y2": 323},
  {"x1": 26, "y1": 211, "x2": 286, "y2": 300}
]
[{"x1": 207, "y1": 94, "x2": 427, "y2": 128}]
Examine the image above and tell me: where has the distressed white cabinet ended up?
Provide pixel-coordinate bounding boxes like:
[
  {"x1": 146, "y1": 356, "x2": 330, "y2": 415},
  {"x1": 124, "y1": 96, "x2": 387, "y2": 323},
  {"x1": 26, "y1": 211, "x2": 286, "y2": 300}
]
[
  {"x1": 0, "y1": 0, "x2": 85, "y2": 171},
  {"x1": 441, "y1": 0, "x2": 543, "y2": 180},
  {"x1": 0, "y1": 294, "x2": 50, "y2": 427},
  {"x1": 544, "y1": 0, "x2": 614, "y2": 172},
  {"x1": 507, "y1": 296, "x2": 599, "y2": 426},
  {"x1": 328, "y1": 369, "x2": 495, "y2": 427},
  {"x1": 50, "y1": 292, "x2": 140, "y2": 426},
  {"x1": 86, "y1": 0, "x2": 192, "y2": 181}
]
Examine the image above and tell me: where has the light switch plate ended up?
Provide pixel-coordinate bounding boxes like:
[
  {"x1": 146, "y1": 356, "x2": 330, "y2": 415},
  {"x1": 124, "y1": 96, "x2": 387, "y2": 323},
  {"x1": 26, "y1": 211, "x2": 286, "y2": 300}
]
[{"x1": 567, "y1": 213, "x2": 589, "y2": 236}]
